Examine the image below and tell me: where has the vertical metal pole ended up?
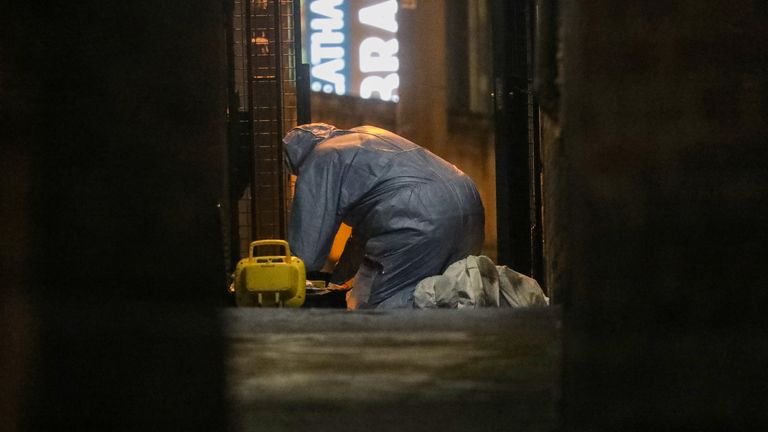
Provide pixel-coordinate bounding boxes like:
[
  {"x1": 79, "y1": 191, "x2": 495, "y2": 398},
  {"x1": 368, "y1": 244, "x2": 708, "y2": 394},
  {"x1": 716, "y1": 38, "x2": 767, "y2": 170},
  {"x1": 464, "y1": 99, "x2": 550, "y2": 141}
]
[
  {"x1": 274, "y1": 0, "x2": 287, "y2": 239},
  {"x1": 527, "y1": 0, "x2": 544, "y2": 287},
  {"x1": 245, "y1": 0, "x2": 260, "y2": 243},
  {"x1": 293, "y1": 0, "x2": 311, "y2": 125},
  {"x1": 492, "y1": 0, "x2": 534, "y2": 273},
  {"x1": 224, "y1": 0, "x2": 237, "y2": 273}
]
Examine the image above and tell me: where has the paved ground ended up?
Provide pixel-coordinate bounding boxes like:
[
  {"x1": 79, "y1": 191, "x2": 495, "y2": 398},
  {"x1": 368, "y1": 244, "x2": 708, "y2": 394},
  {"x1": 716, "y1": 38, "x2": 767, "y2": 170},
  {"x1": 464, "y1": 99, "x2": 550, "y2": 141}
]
[{"x1": 225, "y1": 307, "x2": 561, "y2": 432}]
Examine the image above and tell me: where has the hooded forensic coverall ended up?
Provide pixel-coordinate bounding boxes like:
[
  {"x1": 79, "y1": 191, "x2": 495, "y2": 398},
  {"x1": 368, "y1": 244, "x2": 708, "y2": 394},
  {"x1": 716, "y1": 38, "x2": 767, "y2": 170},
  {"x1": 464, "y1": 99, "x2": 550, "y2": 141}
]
[{"x1": 283, "y1": 123, "x2": 485, "y2": 309}]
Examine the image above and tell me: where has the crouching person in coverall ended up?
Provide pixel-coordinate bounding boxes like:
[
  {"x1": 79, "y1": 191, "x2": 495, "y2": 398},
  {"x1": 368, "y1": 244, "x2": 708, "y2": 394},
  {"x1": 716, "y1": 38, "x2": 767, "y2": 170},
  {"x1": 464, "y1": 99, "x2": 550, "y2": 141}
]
[{"x1": 283, "y1": 123, "x2": 485, "y2": 309}]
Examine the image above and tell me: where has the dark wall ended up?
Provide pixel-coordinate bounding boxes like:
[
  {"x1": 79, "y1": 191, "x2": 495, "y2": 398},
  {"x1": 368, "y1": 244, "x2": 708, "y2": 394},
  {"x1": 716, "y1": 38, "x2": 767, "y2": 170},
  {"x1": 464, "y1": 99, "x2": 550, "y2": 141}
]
[
  {"x1": 540, "y1": 1, "x2": 768, "y2": 429},
  {"x1": 2, "y1": 1, "x2": 230, "y2": 429}
]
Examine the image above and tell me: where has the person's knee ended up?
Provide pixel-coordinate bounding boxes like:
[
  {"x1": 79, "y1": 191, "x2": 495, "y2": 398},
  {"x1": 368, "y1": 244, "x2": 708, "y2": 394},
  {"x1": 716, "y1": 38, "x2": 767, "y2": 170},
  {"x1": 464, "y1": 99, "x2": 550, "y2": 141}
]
[{"x1": 372, "y1": 287, "x2": 414, "y2": 309}]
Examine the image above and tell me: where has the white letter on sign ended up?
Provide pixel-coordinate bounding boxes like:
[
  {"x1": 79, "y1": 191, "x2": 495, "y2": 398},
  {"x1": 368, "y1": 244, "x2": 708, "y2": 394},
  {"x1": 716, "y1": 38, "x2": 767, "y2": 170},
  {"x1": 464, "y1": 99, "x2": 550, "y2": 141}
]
[
  {"x1": 310, "y1": 0, "x2": 343, "y2": 19},
  {"x1": 310, "y1": 32, "x2": 344, "y2": 65},
  {"x1": 359, "y1": 38, "x2": 399, "y2": 72},
  {"x1": 312, "y1": 59, "x2": 347, "y2": 94},
  {"x1": 360, "y1": 73, "x2": 399, "y2": 101},
  {"x1": 358, "y1": 0, "x2": 398, "y2": 33}
]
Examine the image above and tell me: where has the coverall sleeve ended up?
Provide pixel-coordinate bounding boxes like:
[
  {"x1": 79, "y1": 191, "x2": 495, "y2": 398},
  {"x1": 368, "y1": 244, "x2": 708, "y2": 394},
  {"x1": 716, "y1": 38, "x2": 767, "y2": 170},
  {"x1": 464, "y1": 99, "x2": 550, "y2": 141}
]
[{"x1": 287, "y1": 154, "x2": 344, "y2": 271}]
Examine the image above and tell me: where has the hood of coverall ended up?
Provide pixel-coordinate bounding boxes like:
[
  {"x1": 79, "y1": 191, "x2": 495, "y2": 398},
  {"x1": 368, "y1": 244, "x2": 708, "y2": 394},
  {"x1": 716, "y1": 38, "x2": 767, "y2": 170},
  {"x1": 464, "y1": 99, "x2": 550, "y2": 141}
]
[{"x1": 283, "y1": 123, "x2": 337, "y2": 175}]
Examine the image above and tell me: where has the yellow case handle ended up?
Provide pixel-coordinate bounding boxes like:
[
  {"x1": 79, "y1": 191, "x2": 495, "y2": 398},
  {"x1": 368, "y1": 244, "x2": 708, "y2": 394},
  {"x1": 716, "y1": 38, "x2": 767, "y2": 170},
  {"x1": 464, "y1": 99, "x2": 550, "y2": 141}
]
[{"x1": 249, "y1": 239, "x2": 292, "y2": 261}]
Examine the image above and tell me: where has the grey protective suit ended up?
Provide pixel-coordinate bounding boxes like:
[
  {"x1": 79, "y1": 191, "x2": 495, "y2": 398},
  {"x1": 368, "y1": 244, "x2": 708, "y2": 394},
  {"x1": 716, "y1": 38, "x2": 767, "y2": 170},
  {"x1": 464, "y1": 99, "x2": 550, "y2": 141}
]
[{"x1": 284, "y1": 123, "x2": 485, "y2": 308}]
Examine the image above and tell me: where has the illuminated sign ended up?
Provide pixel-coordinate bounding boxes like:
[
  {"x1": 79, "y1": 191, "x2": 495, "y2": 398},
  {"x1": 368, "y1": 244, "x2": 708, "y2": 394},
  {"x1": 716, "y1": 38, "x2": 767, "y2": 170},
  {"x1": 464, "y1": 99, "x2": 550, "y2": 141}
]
[
  {"x1": 307, "y1": 0, "x2": 349, "y2": 95},
  {"x1": 306, "y1": 0, "x2": 400, "y2": 102},
  {"x1": 357, "y1": 0, "x2": 399, "y2": 102}
]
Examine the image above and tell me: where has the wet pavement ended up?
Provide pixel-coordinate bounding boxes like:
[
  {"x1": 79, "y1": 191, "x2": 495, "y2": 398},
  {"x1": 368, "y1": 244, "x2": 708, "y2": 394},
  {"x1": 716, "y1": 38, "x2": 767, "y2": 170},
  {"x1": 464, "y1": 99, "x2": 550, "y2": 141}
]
[{"x1": 225, "y1": 307, "x2": 561, "y2": 432}]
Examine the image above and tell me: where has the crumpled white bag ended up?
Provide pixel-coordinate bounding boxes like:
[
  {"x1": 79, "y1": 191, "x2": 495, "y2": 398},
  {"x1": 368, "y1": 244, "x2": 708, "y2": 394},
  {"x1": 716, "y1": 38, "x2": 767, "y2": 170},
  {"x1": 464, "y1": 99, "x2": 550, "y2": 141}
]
[{"x1": 413, "y1": 255, "x2": 549, "y2": 309}]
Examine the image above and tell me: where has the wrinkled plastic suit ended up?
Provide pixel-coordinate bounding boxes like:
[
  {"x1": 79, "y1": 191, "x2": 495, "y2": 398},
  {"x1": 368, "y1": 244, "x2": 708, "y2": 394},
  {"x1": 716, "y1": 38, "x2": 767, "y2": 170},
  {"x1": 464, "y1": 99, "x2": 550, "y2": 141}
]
[
  {"x1": 284, "y1": 123, "x2": 485, "y2": 308},
  {"x1": 413, "y1": 255, "x2": 549, "y2": 309}
]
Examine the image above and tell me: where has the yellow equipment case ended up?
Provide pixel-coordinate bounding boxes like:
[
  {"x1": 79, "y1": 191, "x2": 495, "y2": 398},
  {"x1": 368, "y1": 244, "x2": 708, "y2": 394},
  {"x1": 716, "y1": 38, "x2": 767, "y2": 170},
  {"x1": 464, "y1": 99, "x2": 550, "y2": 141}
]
[{"x1": 234, "y1": 239, "x2": 306, "y2": 307}]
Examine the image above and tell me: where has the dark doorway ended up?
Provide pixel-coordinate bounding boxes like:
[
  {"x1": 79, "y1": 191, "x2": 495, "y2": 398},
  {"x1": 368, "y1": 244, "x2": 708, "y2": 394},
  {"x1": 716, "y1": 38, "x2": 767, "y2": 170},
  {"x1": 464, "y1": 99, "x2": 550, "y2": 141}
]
[{"x1": 491, "y1": 0, "x2": 544, "y2": 288}]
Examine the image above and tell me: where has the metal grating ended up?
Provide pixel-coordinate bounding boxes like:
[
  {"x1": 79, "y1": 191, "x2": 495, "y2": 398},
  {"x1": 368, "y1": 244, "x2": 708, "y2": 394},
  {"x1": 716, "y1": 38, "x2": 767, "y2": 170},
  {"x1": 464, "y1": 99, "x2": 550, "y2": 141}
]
[{"x1": 231, "y1": 0, "x2": 299, "y2": 258}]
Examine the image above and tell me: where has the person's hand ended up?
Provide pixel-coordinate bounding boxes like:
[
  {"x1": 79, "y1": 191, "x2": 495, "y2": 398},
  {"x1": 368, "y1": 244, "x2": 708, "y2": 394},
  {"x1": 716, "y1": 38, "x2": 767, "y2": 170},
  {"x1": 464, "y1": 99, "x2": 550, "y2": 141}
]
[{"x1": 327, "y1": 282, "x2": 350, "y2": 291}]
